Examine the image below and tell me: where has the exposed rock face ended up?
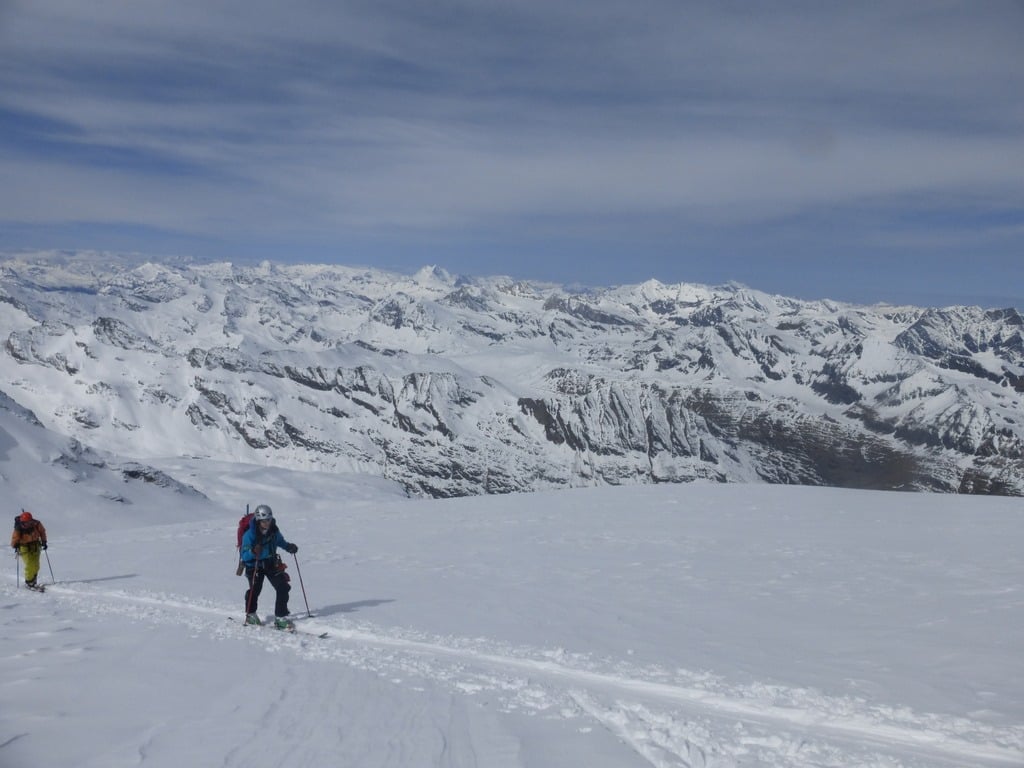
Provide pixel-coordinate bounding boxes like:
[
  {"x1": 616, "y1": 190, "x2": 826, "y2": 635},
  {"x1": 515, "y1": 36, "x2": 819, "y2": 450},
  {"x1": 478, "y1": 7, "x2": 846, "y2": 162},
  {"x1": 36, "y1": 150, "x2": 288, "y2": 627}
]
[{"x1": 2, "y1": 253, "x2": 1022, "y2": 497}]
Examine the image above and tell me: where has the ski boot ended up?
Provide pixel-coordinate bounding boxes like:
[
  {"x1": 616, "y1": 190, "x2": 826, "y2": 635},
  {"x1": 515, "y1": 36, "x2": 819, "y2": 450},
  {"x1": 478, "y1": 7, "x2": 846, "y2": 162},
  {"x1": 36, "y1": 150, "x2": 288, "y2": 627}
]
[
  {"x1": 244, "y1": 613, "x2": 263, "y2": 626},
  {"x1": 273, "y1": 617, "x2": 295, "y2": 631}
]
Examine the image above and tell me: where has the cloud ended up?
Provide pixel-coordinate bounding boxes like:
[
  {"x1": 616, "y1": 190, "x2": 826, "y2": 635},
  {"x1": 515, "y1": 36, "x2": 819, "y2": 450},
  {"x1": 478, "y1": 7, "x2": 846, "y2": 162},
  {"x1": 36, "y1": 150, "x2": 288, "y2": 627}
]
[{"x1": 1, "y1": 0, "x2": 1023, "y2": 302}]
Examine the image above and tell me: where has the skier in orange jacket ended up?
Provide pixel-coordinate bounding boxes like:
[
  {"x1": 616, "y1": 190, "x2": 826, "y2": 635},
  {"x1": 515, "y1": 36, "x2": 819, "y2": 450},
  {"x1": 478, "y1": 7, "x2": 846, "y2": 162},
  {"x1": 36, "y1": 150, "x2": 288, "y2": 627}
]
[{"x1": 11, "y1": 511, "x2": 48, "y2": 590}]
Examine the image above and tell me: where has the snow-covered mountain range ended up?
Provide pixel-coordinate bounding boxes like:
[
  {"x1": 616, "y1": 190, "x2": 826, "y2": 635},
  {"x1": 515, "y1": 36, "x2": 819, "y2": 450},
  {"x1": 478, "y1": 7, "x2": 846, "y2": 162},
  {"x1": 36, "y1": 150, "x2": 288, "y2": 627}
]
[{"x1": 2, "y1": 251, "x2": 1022, "y2": 497}]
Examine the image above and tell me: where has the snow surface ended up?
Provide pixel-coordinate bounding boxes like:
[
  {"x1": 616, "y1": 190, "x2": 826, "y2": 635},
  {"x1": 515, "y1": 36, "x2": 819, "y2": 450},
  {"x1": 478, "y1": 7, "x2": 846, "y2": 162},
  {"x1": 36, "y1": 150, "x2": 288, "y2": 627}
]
[{"x1": 2, "y1": 437, "x2": 1023, "y2": 767}]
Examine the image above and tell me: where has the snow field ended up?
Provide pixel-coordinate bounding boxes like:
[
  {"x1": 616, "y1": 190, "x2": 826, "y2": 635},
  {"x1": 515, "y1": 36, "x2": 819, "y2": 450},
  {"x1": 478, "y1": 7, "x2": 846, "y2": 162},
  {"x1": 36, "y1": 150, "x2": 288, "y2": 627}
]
[{"x1": 2, "y1": 479, "x2": 1022, "y2": 767}]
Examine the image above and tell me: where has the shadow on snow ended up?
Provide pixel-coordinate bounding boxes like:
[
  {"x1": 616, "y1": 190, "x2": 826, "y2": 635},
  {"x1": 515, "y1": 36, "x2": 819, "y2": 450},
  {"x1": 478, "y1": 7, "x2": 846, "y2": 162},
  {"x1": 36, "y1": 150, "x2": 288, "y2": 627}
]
[{"x1": 313, "y1": 599, "x2": 394, "y2": 617}]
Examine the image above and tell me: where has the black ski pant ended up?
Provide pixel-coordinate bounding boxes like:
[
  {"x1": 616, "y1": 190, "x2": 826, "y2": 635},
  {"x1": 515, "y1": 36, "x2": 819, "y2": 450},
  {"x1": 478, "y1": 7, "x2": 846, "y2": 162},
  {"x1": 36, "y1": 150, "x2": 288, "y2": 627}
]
[{"x1": 244, "y1": 562, "x2": 291, "y2": 617}]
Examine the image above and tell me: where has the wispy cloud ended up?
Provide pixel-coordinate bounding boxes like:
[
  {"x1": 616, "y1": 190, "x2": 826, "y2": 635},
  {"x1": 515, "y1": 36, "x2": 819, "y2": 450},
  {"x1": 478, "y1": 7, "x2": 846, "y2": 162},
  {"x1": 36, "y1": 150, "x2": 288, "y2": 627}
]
[{"x1": 1, "y1": 1, "x2": 1022, "y2": 305}]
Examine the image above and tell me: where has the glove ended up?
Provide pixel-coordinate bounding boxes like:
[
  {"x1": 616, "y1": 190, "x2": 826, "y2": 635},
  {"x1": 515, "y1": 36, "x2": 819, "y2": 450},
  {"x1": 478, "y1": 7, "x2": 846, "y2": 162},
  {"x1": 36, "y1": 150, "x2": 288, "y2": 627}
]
[
  {"x1": 252, "y1": 544, "x2": 263, "y2": 558},
  {"x1": 285, "y1": 543, "x2": 298, "y2": 554},
  {"x1": 42, "y1": 542, "x2": 47, "y2": 550}
]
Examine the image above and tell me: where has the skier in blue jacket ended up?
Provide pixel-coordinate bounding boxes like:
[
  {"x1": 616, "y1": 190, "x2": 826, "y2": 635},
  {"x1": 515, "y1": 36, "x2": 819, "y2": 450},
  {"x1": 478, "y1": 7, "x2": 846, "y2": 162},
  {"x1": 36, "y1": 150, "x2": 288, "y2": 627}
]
[{"x1": 241, "y1": 504, "x2": 298, "y2": 630}]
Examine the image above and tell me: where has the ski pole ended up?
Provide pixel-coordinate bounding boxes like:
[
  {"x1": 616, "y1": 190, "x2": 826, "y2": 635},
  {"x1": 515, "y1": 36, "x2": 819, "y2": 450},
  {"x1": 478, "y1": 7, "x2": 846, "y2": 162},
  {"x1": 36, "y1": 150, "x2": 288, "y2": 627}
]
[
  {"x1": 16, "y1": 509, "x2": 23, "y2": 588},
  {"x1": 245, "y1": 562, "x2": 258, "y2": 617},
  {"x1": 44, "y1": 548, "x2": 55, "y2": 584},
  {"x1": 292, "y1": 553, "x2": 312, "y2": 617}
]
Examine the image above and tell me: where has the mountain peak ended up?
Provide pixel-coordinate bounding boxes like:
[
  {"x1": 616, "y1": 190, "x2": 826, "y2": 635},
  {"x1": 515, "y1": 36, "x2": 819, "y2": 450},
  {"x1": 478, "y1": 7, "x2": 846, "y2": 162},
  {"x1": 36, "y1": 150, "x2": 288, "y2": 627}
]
[
  {"x1": 413, "y1": 265, "x2": 455, "y2": 285},
  {"x1": 2, "y1": 255, "x2": 1021, "y2": 497}
]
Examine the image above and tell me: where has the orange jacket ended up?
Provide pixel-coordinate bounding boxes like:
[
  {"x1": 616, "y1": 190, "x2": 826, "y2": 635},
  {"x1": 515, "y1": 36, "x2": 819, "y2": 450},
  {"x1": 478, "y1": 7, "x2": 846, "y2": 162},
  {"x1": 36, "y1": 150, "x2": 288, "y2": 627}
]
[{"x1": 11, "y1": 519, "x2": 47, "y2": 549}]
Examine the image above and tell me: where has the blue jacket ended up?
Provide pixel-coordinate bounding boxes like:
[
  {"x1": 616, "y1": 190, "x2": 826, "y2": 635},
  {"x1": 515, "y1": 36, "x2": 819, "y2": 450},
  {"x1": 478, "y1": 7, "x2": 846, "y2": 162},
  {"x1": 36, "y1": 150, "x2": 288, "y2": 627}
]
[{"x1": 240, "y1": 518, "x2": 293, "y2": 566}]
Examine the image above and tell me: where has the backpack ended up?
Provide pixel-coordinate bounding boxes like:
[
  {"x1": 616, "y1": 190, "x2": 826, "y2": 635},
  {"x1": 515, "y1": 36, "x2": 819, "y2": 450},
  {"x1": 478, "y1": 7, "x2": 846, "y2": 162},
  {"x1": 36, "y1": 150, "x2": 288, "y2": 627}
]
[
  {"x1": 235, "y1": 507, "x2": 254, "y2": 576},
  {"x1": 236, "y1": 510, "x2": 254, "y2": 551}
]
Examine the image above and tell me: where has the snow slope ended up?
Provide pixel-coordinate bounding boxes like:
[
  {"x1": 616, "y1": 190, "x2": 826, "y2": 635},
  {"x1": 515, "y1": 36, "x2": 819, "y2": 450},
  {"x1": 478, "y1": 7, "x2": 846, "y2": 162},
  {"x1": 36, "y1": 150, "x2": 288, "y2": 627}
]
[
  {"x1": 2, "y1": 415, "x2": 1022, "y2": 767},
  {"x1": 3, "y1": 253, "x2": 1023, "y2": 498}
]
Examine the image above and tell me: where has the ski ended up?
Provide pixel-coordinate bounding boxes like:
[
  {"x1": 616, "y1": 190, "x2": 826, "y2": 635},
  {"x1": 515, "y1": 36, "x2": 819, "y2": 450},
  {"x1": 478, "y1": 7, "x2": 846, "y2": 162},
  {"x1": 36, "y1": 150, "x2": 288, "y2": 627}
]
[
  {"x1": 228, "y1": 616, "x2": 327, "y2": 639},
  {"x1": 229, "y1": 615, "x2": 293, "y2": 632},
  {"x1": 289, "y1": 615, "x2": 328, "y2": 637}
]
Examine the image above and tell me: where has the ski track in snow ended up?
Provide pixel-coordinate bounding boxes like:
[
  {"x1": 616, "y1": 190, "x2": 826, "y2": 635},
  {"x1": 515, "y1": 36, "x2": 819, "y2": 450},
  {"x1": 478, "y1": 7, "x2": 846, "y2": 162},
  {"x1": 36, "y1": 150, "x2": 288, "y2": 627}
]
[{"x1": 22, "y1": 579, "x2": 1024, "y2": 768}]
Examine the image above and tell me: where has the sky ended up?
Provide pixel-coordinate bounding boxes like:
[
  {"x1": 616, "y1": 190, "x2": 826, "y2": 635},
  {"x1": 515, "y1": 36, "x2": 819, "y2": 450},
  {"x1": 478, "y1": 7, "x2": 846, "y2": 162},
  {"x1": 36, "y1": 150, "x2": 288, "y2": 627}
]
[{"x1": 1, "y1": 1, "x2": 1023, "y2": 308}]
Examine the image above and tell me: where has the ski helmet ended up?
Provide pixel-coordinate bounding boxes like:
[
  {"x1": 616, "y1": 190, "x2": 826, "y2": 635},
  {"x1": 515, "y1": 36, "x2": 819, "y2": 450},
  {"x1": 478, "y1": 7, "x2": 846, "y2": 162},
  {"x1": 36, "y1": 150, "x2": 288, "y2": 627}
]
[
  {"x1": 19, "y1": 511, "x2": 33, "y2": 522},
  {"x1": 254, "y1": 504, "x2": 273, "y2": 521}
]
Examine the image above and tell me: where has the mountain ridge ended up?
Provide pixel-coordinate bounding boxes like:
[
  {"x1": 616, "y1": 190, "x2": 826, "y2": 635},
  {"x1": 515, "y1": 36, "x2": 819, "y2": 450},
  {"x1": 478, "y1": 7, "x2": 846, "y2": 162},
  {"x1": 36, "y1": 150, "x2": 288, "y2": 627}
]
[{"x1": 2, "y1": 251, "x2": 1022, "y2": 497}]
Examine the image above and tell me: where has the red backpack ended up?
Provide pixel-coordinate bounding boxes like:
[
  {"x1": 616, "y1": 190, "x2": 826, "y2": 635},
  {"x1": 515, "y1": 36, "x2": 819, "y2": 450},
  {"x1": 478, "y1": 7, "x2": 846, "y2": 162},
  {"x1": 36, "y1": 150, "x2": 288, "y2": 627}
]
[
  {"x1": 235, "y1": 508, "x2": 254, "y2": 575},
  {"x1": 236, "y1": 510, "x2": 254, "y2": 550}
]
